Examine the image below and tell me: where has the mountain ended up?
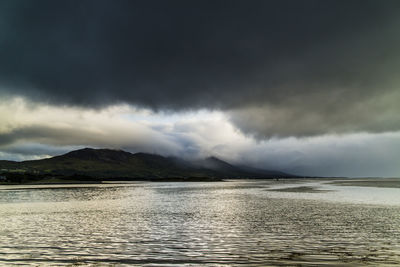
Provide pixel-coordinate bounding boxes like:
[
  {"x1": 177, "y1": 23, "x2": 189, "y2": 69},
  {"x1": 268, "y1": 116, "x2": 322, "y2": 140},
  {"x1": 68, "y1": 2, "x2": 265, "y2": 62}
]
[
  {"x1": 194, "y1": 156, "x2": 238, "y2": 172},
  {"x1": 0, "y1": 148, "x2": 296, "y2": 182}
]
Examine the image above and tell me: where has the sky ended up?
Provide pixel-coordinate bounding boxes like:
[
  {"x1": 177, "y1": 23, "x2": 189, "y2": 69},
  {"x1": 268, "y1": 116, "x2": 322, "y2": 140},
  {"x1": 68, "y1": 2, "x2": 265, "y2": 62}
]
[{"x1": 1, "y1": 0, "x2": 400, "y2": 177}]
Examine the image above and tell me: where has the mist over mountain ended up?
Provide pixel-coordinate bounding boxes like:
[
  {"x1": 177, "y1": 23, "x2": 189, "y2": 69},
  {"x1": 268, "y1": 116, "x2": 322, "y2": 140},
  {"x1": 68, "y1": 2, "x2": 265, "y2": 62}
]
[{"x1": 0, "y1": 148, "x2": 294, "y2": 182}]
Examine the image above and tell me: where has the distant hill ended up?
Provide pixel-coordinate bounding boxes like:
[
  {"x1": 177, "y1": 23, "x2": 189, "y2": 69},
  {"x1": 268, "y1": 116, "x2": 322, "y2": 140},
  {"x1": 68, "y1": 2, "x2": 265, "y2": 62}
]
[{"x1": 0, "y1": 148, "x2": 296, "y2": 182}]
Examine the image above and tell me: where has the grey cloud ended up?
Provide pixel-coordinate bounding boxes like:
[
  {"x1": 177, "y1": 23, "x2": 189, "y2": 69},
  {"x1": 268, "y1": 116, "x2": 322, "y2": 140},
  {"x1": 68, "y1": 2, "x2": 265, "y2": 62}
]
[
  {"x1": 229, "y1": 89, "x2": 400, "y2": 137},
  {"x1": 220, "y1": 132, "x2": 400, "y2": 178},
  {"x1": 0, "y1": 96, "x2": 398, "y2": 177},
  {"x1": 2, "y1": 122, "x2": 400, "y2": 177},
  {"x1": 0, "y1": 143, "x2": 81, "y2": 160},
  {"x1": 0, "y1": 122, "x2": 184, "y2": 157},
  {"x1": 1, "y1": 1, "x2": 400, "y2": 136}
]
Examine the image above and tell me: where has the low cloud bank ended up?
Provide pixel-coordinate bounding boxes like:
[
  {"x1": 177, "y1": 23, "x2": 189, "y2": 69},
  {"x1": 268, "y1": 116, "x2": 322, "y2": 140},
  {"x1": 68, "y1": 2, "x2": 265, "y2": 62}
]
[{"x1": 1, "y1": 98, "x2": 399, "y2": 177}]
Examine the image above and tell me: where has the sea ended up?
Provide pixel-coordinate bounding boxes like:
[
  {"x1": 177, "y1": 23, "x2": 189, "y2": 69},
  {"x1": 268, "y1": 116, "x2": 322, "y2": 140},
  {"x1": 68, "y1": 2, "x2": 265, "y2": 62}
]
[{"x1": 0, "y1": 179, "x2": 399, "y2": 266}]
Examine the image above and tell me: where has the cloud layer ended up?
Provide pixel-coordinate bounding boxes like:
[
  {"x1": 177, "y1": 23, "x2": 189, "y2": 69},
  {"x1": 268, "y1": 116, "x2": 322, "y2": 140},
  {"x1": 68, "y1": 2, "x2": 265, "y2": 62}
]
[
  {"x1": 1, "y1": 1, "x2": 400, "y2": 137},
  {"x1": 0, "y1": 1, "x2": 399, "y2": 177},
  {"x1": 1, "y1": 97, "x2": 399, "y2": 177}
]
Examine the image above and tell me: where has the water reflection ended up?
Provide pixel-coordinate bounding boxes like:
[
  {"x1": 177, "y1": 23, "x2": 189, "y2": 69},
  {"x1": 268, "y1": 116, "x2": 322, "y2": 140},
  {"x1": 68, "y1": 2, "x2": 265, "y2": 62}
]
[{"x1": 0, "y1": 180, "x2": 399, "y2": 266}]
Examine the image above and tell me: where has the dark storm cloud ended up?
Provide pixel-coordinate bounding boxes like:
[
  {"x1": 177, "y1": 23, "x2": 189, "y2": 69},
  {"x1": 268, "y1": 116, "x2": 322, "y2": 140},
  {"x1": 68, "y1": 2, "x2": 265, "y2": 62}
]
[{"x1": 1, "y1": 0, "x2": 400, "y2": 136}]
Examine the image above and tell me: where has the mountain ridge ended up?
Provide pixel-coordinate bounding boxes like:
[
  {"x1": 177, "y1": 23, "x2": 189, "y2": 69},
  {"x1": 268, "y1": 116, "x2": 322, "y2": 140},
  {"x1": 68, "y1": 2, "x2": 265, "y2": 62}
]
[{"x1": 0, "y1": 148, "x2": 296, "y2": 182}]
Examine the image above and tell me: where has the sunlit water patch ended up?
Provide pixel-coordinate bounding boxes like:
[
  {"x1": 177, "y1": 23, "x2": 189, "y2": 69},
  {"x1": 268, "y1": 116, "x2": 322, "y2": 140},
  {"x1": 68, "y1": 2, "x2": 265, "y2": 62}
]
[{"x1": 0, "y1": 180, "x2": 399, "y2": 266}]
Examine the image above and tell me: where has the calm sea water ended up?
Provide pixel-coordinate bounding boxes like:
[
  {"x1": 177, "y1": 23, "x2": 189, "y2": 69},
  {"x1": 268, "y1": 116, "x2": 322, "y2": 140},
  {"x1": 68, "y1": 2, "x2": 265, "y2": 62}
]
[{"x1": 0, "y1": 180, "x2": 399, "y2": 266}]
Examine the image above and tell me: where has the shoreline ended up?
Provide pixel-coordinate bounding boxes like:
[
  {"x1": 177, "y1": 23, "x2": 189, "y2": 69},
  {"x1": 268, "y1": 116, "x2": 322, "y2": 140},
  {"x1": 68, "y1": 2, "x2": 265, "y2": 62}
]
[{"x1": 0, "y1": 177, "x2": 399, "y2": 189}]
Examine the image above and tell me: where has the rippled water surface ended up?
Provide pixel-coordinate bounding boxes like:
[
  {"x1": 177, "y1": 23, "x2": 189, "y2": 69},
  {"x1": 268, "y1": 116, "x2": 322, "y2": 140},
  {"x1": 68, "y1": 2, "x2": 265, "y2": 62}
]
[{"x1": 0, "y1": 180, "x2": 400, "y2": 266}]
